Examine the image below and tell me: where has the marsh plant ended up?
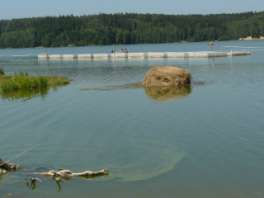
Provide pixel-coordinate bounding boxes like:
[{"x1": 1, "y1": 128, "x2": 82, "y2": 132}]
[
  {"x1": 0, "y1": 68, "x2": 4, "y2": 76},
  {"x1": 0, "y1": 70, "x2": 69, "y2": 100},
  {"x1": 0, "y1": 73, "x2": 48, "y2": 93}
]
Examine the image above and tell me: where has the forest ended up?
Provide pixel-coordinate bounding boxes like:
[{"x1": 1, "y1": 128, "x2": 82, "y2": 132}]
[{"x1": 0, "y1": 12, "x2": 264, "y2": 48}]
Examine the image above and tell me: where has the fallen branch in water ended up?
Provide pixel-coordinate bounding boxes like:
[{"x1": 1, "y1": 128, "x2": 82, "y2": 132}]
[
  {"x1": 0, "y1": 158, "x2": 109, "y2": 192},
  {"x1": 25, "y1": 169, "x2": 109, "y2": 191},
  {"x1": 35, "y1": 169, "x2": 109, "y2": 180}
]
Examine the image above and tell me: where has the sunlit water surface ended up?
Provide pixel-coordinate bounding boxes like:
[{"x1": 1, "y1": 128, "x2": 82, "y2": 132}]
[{"x1": 0, "y1": 41, "x2": 264, "y2": 198}]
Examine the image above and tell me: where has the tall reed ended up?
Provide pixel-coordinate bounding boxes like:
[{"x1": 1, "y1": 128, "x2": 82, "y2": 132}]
[
  {"x1": 0, "y1": 72, "x2": 70, "y2": 99},
  {"x1": 0, "y1": 68, "x2": 4, "y2": 76}
]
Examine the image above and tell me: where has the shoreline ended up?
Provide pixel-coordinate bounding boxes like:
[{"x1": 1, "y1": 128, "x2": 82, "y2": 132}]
[{"x1": 239, "y1": 36, "x2": 264, "y2": 41}]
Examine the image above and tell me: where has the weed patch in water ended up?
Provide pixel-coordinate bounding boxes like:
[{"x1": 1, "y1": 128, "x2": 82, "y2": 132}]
[
  {"x1": 0, "y1": 71, "x2": 70, "y2": 100},
  {"x1": 0, "y1": 68, "x2": 4, "y2": 76}
]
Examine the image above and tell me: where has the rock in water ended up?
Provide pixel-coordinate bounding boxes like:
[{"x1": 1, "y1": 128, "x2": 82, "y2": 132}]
[
  {"x1": 143, "y1": 66, "x2": 191, "y2": 88},
  {"x1": 0, "y1": 159, "x2": 19, "y2": 171}
]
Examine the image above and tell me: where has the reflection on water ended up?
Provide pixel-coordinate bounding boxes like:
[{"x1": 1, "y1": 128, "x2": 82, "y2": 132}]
[
  {"x1": 81, "y1": 82, "x2": 142, "y2": 91},
  {"x1": 82, "y1": 83, "x2": 192, "y2": 102},
  {"x1": 144, "y1": 86, "x2": 191, "y2": 102},
  {"x1": 0, "y1": 88, "x2": 48, "y2": 100}
]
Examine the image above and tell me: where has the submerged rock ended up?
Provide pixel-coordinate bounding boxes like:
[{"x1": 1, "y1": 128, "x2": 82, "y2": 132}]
[
  {"x1": 0, "y1": 159, "x2": 19, "y2": 172},
  {"x1": 143, "y1": 66, "x2": 191, "y2": 88}
]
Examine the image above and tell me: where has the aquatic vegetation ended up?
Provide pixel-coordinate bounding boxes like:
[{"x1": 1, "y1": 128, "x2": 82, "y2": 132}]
[
  {"x1": 0, "y1": 68, "x2": 4, "y2": 76},
  {"x1": 26, "y1": 177, "x2": 42, "y2": 190},
  {"x1": 0, "y1": 72, "x2": 70, "y2": 100},
  {"x1": 115, "y1": 154, "x2": 184, "y2": 182},
  {"x1": 0, "y1": 88, "x2": 48, "y2": 100},
  {"x1": 0, "y1": 74, "x2": 48, "y2": 93}
]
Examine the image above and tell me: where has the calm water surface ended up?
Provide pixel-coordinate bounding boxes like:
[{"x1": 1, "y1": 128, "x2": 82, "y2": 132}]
[{"x1": 0, "y1": 41, "x2": 264, "y2": 197}]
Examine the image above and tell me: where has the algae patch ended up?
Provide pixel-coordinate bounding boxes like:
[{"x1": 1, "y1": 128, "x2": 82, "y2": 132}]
[{"x1": 109, "y1": 144, "x2": 185, "y2": 182}]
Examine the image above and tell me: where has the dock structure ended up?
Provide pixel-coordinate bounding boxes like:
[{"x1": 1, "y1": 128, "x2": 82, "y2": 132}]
[{"x1": 38, "y1": 51, "x2": 251, "y2": 61}]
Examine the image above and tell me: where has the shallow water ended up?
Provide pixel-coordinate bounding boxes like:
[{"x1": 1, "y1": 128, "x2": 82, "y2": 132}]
[{"x1": 0, "y1": 40, "x2": 264, "y2": 197}]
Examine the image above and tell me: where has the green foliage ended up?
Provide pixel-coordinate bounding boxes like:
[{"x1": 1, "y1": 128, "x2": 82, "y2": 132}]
[
  {"x1": 0, "y1": 12, "x2": 264, "y2": 48},
  {"x1": 0, "y1": 73, "x2": 70, "y2": 100}
]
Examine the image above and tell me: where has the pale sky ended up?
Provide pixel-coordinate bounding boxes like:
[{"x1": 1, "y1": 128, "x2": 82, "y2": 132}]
[{"x1": 0, "y1": 0, "x2": 263, "y2": 19}]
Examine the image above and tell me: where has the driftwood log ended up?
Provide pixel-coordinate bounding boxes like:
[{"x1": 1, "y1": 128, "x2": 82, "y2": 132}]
[
  {"x1": 36, "y1": 169, "x2": 109, "y2": 180},
  {"x1": 1, "y1": 158, "x2": 109, "y2": 192},
  {"x1": 0, "y1": 158, "x2": 108, "y2": 180},
  {"x1": 25, "y1": 169, "x2": 109, "y2": 191}
]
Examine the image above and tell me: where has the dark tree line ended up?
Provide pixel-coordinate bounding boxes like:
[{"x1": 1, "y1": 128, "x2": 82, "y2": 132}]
[{"x1": 0, "y1": 12, "x2": 264, "y2": 48}]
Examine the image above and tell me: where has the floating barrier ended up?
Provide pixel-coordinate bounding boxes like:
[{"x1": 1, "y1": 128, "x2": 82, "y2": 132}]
[
  {"x1": 61, "y1": 54, "x2": 77, "y2": 60},
  {"x1": 127, "y1": 52, "x2": 146, "y2": 59},
  {"x1": 38, "y1": 51, "x2": 251, "y2": 61},
  {"x1": 77, "y1": 54, "x2": 92, "y2": 60}
]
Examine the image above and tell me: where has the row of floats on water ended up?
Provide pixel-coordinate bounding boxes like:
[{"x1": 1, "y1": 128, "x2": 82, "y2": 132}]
[{"x1": 38, "y1": 51, "x2": 251, "y2": 61}]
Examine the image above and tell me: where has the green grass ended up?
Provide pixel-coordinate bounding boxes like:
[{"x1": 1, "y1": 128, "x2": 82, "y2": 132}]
[{"x1": 0, "y1": 72, "x2": 70, "y2": 100}]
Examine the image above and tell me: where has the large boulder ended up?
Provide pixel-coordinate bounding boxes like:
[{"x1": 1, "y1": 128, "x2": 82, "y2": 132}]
[{"x1": 143, "y1": 66, "x2": 191, "y2": 88}]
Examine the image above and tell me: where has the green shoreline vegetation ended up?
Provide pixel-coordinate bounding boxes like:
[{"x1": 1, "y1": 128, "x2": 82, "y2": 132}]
[
  {"x1": 0, "y1": 12, "x2": 264, "y2": 48},
  {"x1": 0, "y1": 69, "x2": 69, "y2": 99}
]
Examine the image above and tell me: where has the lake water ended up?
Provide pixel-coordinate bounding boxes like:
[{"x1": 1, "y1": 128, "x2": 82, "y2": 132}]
[{"x1": 0, "y1": 40, "x2": 264, "y2": 198}]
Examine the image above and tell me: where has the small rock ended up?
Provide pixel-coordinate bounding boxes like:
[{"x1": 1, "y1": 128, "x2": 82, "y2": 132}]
[
  {"x1": 0, "y1": 159, "x2": 19, "y2": 171},
  {"x1": 0, "y1": 168, "x2": 7, "y2": 175}
]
